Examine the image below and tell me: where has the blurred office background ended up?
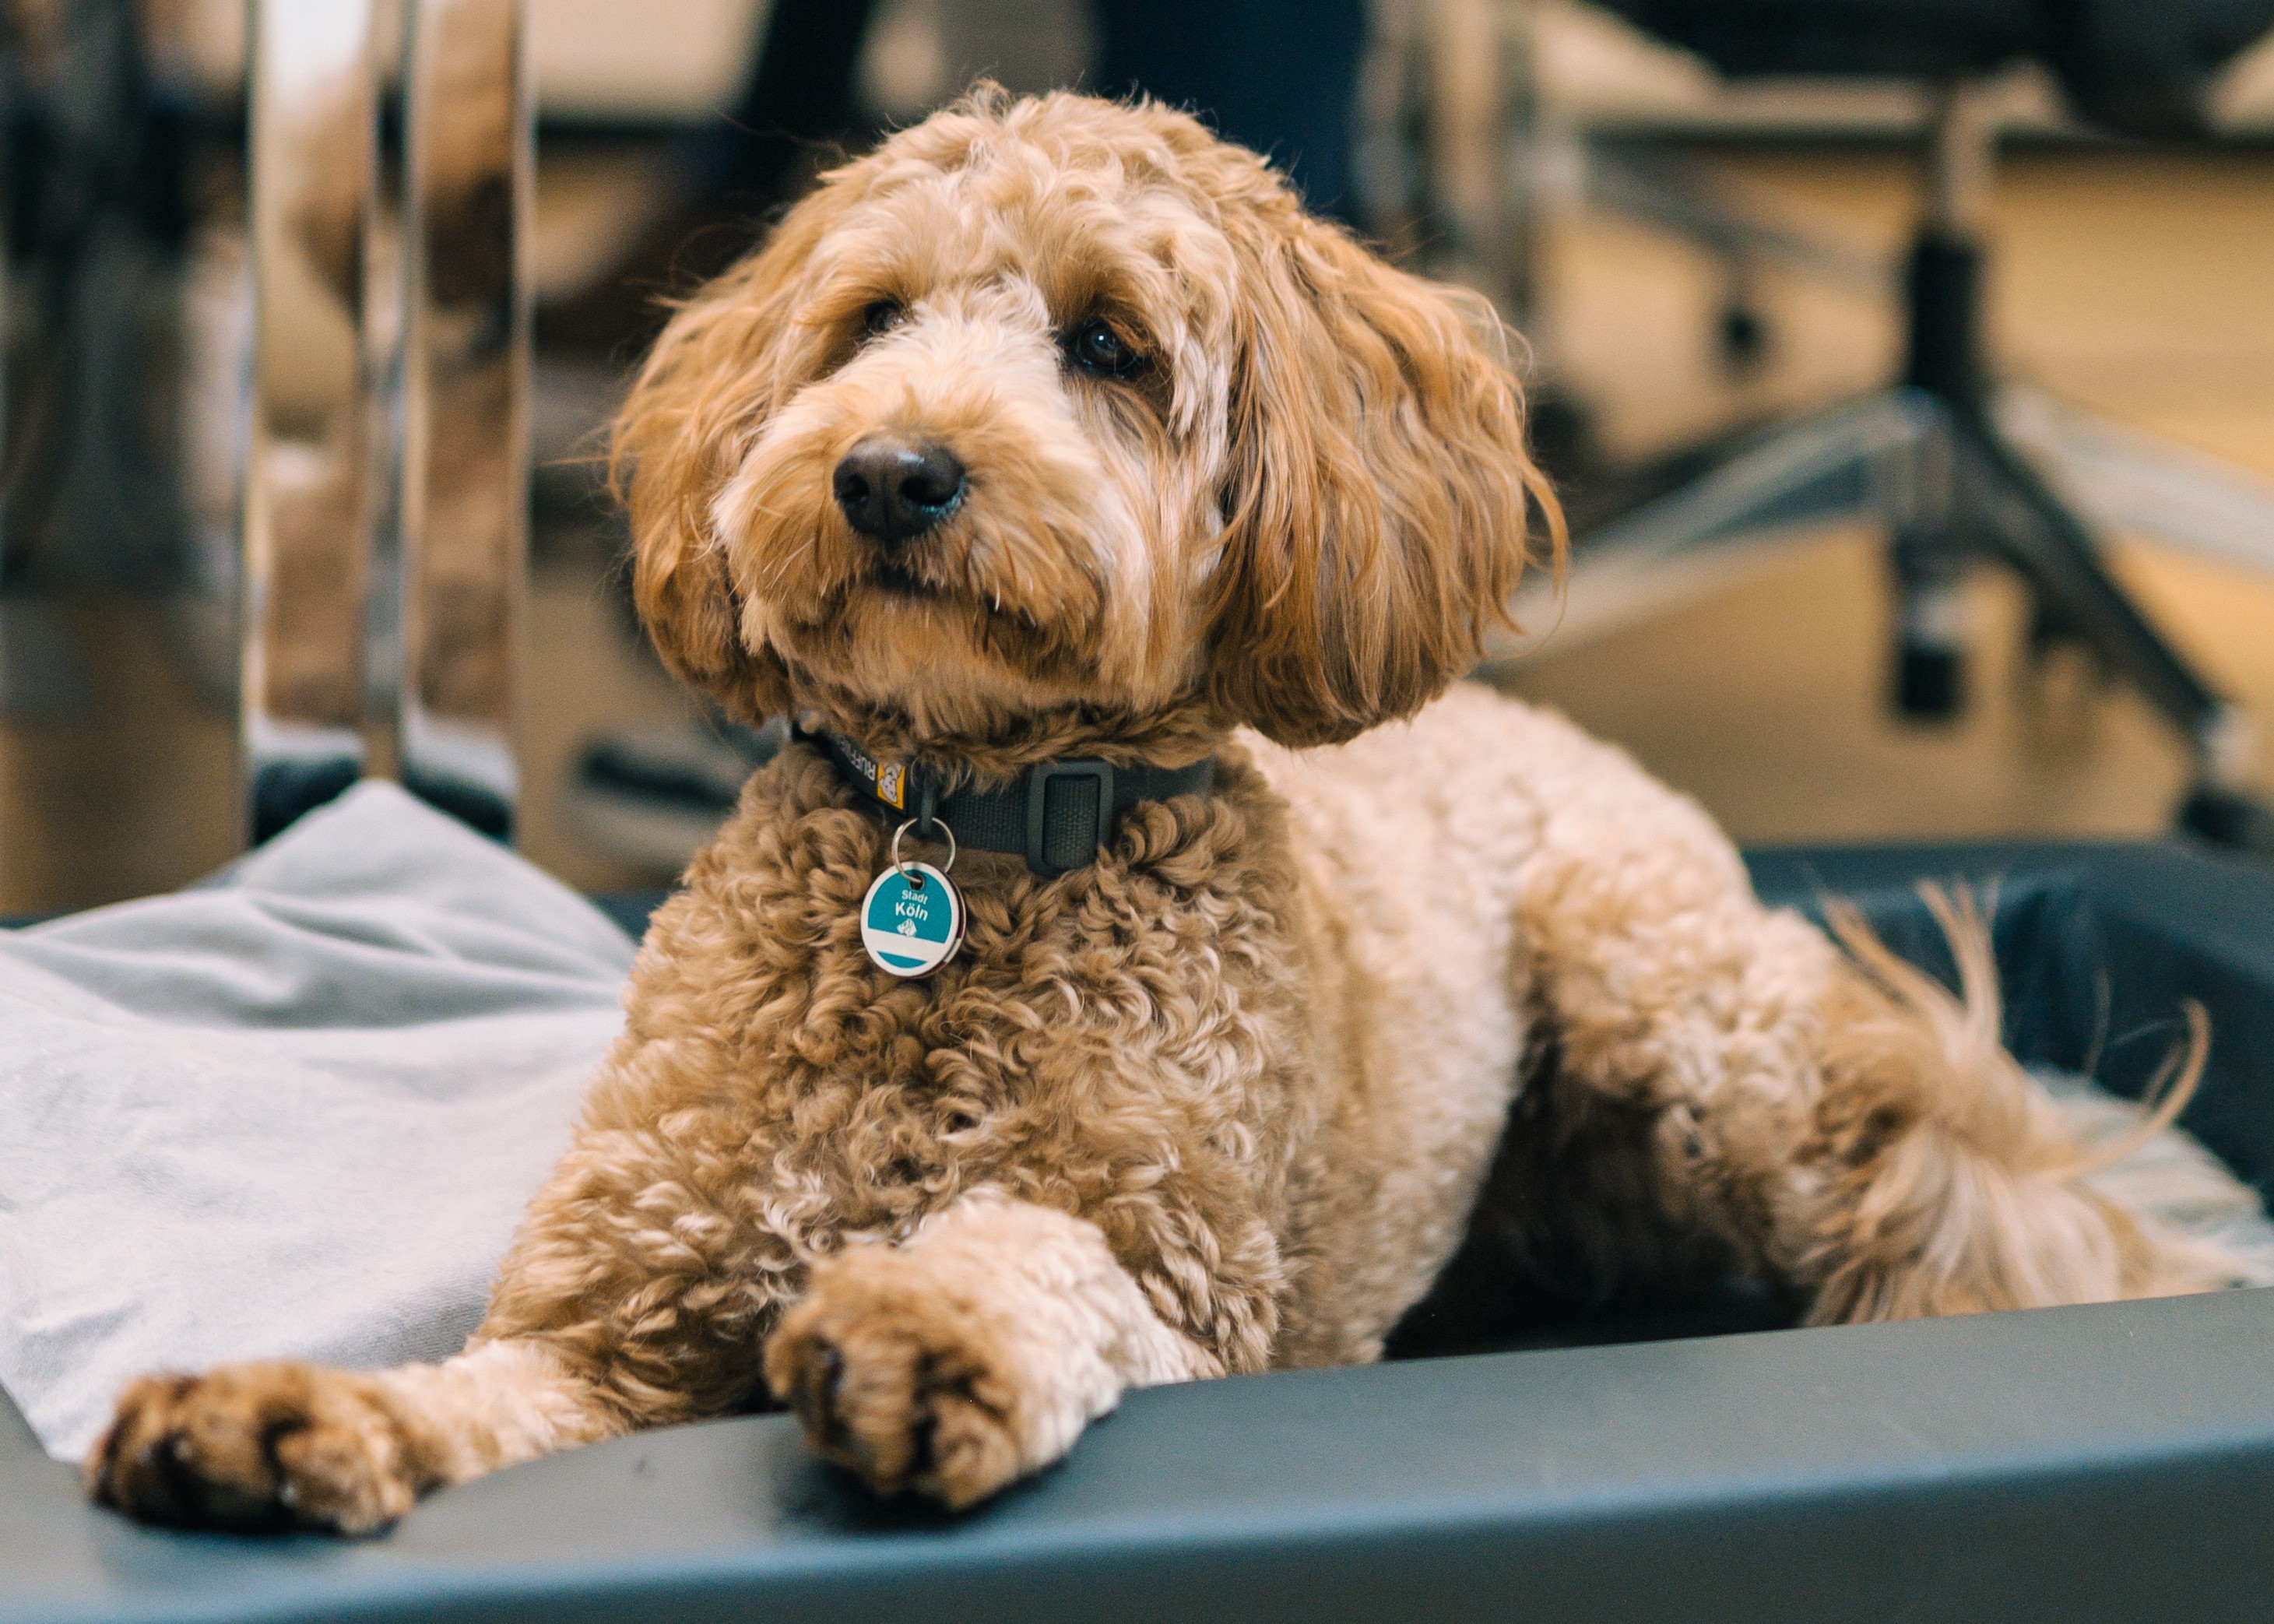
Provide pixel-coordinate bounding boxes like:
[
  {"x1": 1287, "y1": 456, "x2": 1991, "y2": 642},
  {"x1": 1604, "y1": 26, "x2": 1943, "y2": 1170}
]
[{"x1": 1, "y1": 0, "x2": 2271, "y2": 912}]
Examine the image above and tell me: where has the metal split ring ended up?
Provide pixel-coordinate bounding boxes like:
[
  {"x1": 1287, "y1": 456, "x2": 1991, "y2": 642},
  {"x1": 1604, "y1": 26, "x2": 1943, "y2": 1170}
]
[{"x1": 889, "y1": 816, "x2": 957, "y2": 886}]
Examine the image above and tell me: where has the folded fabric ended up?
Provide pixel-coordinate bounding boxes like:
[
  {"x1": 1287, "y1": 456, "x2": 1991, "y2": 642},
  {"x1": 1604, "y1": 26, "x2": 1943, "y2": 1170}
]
[{"x1": 0, "y1": 782, "x2": 636, "y2": 1461}]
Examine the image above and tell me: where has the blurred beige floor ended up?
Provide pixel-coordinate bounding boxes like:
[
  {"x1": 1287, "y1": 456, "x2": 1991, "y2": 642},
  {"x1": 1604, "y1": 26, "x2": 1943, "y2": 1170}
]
[{"x1": 0, "y1": 141, "x2": 2268, "y2": 912}]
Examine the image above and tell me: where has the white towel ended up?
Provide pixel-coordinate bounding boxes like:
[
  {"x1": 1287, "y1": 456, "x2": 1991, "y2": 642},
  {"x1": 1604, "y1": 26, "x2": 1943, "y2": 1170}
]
[{"x1": 0, "y1": 782, "x2": 634, "y2": 1461}]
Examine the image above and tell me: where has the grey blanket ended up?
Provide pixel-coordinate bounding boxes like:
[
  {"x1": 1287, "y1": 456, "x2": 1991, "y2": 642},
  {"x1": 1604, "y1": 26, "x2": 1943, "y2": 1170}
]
[{"x1": 0, "y1": 783, "x2": 634, "y2": 1461}]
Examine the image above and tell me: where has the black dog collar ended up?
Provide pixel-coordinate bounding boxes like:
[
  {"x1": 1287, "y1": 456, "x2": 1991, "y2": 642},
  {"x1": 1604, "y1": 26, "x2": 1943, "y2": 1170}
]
[{"x1": 802, "y1": 726, "x2": 1216, "y2": 877}]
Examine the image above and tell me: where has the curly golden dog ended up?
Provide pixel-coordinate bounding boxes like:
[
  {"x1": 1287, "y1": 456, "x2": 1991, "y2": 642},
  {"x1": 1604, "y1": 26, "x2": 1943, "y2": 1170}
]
[{"x1": 91, "y1": 88, "x2": 2240, "y2": 1533}]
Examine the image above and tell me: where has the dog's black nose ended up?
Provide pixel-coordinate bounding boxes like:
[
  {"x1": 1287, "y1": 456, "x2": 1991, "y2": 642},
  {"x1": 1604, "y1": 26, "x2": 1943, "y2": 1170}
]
[{"x1": 832, "y1": 434, "x2": 966, "y2": 544}]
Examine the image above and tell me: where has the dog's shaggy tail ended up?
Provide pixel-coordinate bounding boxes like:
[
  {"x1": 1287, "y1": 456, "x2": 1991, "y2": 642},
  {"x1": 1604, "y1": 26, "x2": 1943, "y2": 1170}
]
[{"x1": 1794, "y1": 885, "x2": 2267, "y2": 1324}]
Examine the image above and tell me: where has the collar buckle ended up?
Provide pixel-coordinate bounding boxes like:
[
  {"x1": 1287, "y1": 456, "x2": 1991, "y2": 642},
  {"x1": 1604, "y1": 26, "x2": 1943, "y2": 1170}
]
[{"x1": 1025, "y1": 760, "x2": 1115, "y2": 874}]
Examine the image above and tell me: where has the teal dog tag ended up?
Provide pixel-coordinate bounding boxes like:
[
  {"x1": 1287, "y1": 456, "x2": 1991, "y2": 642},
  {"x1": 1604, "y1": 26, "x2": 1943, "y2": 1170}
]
[{"x1": 860, "y1": 861, "x2": 965, "y2": 979}]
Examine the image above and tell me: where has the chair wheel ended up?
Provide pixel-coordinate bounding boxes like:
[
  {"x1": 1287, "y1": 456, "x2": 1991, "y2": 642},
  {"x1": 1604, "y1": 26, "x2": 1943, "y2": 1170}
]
[
  {"x1": 1719, "y1": 303, "x2": 1769, "y2": 374},
  {"x1": 2180, "y1": 787, "x2": 2274, "y2": 857},
  {"x1": 1896, "y1": 644, "x2": 1964, "y2": 722}
]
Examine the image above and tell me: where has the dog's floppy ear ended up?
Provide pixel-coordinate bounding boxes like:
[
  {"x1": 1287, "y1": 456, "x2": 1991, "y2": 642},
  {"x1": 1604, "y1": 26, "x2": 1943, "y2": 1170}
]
[
  {"x1": 610, "y1": 192, "x2": 857, "y2": 722},
  {"x1": 1204, "y1": 209, "x2": 1562, "y2": 747}
]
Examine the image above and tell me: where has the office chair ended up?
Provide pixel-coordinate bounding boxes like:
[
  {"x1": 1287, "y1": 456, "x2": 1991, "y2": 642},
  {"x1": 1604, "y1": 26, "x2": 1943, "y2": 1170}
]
[{"x1": 1507, "y1": 0, "x2": 2274, "y2": 854}]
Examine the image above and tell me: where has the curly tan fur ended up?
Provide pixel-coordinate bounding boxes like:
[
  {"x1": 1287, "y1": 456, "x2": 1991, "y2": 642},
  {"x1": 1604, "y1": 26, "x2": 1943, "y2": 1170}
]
[{"x1": 90, "y1": 90, "x2": 2243, "y2": 1534}]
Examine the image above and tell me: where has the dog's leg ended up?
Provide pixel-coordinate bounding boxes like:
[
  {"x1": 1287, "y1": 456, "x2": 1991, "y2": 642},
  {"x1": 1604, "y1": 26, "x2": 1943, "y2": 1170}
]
[
  {"x1": 1509, "y1": 712, "x2": 2230, "y2": 1327},
  {"x1": 1509, "y1": 715, "x2": 1850, "y2": 1299},
  {"x1": 86, "y1": 1338, "x2": 616, "y2": 1534},
  {"x1": 90, "y1": 1080, "x2": 802, "y2": 1532},
  {"x1": 764, "y1": 1187, "x2": 1222, "y2": 1508}
]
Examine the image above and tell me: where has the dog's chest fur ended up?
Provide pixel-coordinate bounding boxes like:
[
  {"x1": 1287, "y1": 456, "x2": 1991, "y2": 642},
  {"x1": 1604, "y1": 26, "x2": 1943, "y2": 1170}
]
[
  {"x1": 574, "y1": 742, "x2": 1323, "y2": 1375},
  {"x1": 550, "y1": 702, "x2": 1546, "y2": 1390}
]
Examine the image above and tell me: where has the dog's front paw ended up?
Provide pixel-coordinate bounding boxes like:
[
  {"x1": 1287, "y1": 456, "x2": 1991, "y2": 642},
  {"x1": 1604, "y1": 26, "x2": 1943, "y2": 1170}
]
[
  {"x1": 764, "y1": 1253, "x2": 1039, "y2": 1510},
  {"x1": 87, "y1": 1362, "x2": 428, "y2": 1535}
]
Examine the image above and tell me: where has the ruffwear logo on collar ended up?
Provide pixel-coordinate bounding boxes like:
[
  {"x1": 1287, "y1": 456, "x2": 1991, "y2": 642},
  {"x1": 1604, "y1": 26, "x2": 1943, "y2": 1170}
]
[{"x1": 831, "y1": 735, "x2": 906, "y2": 810}]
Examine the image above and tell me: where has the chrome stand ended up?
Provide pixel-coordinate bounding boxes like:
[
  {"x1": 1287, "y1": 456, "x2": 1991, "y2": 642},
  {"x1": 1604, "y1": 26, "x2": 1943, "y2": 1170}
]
[
  {"x1": 243, "y1": 0, "x2": 382, "y2": 841},
  {"x1": 1497, "y1": 81, "x2": 2274, "y2": 854},
  {"x1": 243, "y1": 0, "x2": 528, "y2": 843}
]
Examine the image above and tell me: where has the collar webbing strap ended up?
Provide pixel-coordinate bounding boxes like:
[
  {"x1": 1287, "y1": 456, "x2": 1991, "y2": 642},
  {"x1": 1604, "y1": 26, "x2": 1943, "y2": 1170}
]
[{"x1": 802, "y1": 726, "x2": 1216, "y2": 877}]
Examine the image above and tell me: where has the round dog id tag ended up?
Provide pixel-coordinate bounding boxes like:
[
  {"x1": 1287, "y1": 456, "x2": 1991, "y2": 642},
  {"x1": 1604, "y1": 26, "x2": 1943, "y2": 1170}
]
[{"x1": 861, "y1": 859, "x2": 965, "y2": 978}]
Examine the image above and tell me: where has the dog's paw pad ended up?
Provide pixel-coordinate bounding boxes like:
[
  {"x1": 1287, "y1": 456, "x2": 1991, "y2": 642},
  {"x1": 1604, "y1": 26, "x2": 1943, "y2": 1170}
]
[{"x1": 86, "y1": 1362, "x2": 422, "y2": 1535}]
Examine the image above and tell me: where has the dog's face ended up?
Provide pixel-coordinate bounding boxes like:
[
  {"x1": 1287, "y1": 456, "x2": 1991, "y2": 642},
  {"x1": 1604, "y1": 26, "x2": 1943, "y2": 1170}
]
[{"x1": 616, "y1": 90, "x2": 1557, "y2": 754}]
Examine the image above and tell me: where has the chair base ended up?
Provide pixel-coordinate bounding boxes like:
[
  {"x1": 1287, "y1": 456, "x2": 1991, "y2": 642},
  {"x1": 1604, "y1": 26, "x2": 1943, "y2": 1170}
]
[
  {"x1": 1498, "y1": 79, "x2": 2274, "y2": 856},
  {"x1": 1498, "y1": 383, "x2": 2274, "y2": 856}
]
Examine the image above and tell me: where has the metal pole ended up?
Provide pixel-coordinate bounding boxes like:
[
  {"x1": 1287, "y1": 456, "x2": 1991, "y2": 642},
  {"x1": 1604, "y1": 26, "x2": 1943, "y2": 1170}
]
[
  {"x1": 241, "y1": 0, "x2": 380, "y2": 841},
  {"x1": 395, "y1": 0, "x2": 527, "y2": 840}
]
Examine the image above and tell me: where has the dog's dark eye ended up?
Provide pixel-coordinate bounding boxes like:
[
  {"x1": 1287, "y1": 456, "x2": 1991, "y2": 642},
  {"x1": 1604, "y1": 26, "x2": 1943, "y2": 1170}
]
[
  {"x1": 1065, "y1": 318, "x2": 1146, "y2": 380},
  {"x1": 862, "y1": 301, "x2": 908, "y2": 338}
]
